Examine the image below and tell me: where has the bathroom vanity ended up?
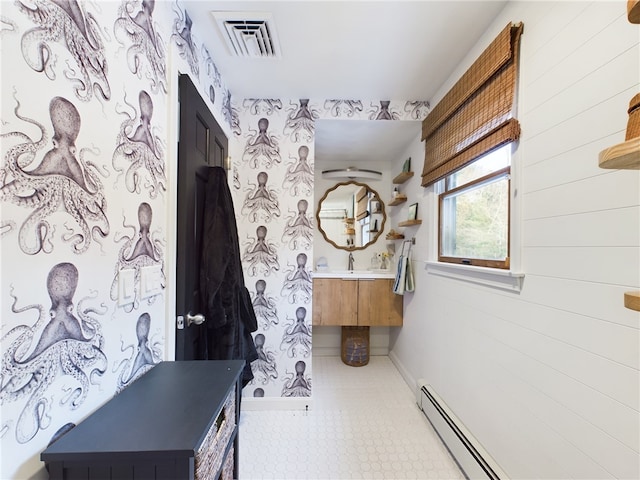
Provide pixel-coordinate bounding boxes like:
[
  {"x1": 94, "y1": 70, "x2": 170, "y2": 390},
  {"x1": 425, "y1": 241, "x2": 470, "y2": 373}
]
[
  {"x1": 312, "y1": 271, "x2": 402, "y2": 366},
  {"x1": 314, "y1": 179, "x2": 403, "y2": 366},
  {"x1": 312, "y1": 271, "x2": 403, "y2": 327}
]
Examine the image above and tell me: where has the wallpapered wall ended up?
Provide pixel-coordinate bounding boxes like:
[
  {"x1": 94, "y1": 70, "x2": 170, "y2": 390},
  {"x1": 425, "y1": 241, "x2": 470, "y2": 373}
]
[
  {"x1": 232, "y1": 98, "x2": 429, "y2": 400},
  {"x1": 0, "y1": 1, "x2": 237, "y2": 477},
  {"x1": 0, "y1": 1, "x2": 428, "y2": 477}
]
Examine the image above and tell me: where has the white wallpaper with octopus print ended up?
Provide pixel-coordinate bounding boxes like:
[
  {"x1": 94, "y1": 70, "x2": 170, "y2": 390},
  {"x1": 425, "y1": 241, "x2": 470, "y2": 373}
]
[
  {"x1": 0, "y1": 1, "x2": 430, "y2": 476},
  {"x1": 231, "y1": 97, "x2": 429, "y2": 401},
  {"x1": 0, "y1": 1, "x2": 237, "y2": 477}
]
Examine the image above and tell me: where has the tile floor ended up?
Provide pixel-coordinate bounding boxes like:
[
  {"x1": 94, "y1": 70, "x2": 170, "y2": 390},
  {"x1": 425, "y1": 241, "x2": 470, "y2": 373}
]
[{"x1": 238, "y1": 356, "x2": 465, "y2": 479}]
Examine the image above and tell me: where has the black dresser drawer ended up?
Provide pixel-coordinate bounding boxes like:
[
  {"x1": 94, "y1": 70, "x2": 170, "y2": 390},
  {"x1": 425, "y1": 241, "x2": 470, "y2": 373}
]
[{"x1": 41, "y1": 360, "x2": 244, "y2": 480}]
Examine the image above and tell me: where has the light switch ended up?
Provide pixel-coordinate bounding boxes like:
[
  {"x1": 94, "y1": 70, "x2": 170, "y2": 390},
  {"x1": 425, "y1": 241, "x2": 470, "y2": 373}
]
[
  {"x1": 118, "y1": 269, "x2": 136, "y2": 306},
  {"x1": 140, "y1": 265, "x2": 163, "y2": 300}
]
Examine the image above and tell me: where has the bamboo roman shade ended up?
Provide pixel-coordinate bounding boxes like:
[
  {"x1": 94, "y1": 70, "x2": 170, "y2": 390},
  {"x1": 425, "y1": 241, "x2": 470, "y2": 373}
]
[
  {"x1": 421, "y1": 22, "x2": 524, "y2": 187},
  {"x1": 355, "y1": 186, "x2": 368, "y2": 220}
]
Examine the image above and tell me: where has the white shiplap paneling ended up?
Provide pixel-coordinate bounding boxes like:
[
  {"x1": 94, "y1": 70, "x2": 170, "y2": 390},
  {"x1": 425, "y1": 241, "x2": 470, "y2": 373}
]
[
  {"x1": 522, "y1": 4, "x2": 635, "y2": 114},
  {"x1": 389, "y1": 2, "x2": 640, "y2": 479},
  {"x1": 520, "y1": 274, "x2": 639, "y2": 328},
  {"x1": 524, "y1": 46, "x2": 639, "y2": 141},
  {"x1": 523, "y1": 169, "x2": 640, "y2": 219},
  {"x1": 522, "y1": 133, "x2": 626, "y2": 192},
  {"x1": 521, "y1": 87, "x2": 639, "y2": 171},
  {"x1": 523, "y1": 245, "x2": 638, "y2": 286},
  {"x1": 524, "y1": 206, "x2": 640, "y2": 247}
]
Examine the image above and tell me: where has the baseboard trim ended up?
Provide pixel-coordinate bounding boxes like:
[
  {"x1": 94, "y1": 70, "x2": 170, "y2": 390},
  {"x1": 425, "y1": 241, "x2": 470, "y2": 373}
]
[
  {"x1": 240, "y1": 396, "x2": 313, "y2": 411},
  {"x1": 388, "y1": 350, "x2": 417, "y2": 393},
  {"x1": 313, "y1": 347, "x2": 390, "y2": 357},
  {"x1": 312, "y1": 346, "x2": 341, "y2": 357}
]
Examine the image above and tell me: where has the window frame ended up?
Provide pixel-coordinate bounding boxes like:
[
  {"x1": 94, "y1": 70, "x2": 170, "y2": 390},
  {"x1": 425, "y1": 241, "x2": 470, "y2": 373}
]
[{"x1": 437, "y1": 164, "x2": 511, "y2": 270}]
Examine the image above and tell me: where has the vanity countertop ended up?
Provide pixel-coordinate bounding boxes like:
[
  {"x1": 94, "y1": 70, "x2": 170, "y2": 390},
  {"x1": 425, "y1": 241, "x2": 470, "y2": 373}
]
[{"x1": 312, "y1": 270, "x2": 395, "y2": 279}]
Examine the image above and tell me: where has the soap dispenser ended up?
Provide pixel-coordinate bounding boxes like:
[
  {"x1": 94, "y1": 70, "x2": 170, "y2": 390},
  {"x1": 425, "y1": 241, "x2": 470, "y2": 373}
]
[{"x1": 370, "y1": 252, "x2": 380, "y2": 269}]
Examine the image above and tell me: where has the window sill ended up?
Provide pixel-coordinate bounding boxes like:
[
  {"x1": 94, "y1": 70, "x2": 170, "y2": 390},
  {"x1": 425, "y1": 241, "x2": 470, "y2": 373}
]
[{"x1": 425, "y1": 261, "x2": 524, "y2": 292}]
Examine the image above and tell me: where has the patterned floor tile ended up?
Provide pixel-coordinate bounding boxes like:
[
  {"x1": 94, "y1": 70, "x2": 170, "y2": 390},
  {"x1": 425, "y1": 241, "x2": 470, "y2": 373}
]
[{"x1": 239, "y1": 356, "x2": 464, "y2": 480}]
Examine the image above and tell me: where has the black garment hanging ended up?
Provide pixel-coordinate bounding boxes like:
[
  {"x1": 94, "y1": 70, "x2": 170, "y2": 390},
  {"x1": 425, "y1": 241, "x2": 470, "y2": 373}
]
[{"x1": 199, "y1": 166, "x2": 258, "y2": 387}]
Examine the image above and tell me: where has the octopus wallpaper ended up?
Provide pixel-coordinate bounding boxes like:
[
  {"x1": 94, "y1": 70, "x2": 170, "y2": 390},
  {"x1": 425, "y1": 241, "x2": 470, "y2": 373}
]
[
  {"x1": 112, "y1": 89, "x2": 167, "y2": 198},
  {"x1": 109, "y1": 201, "x2": 165, "y2": 313},
  {"x1": 1, "y1": 262, "x2": 108, "y2": 445},
  {"x1": 0, "y1": 1, "x2": 430, "y2": 477},
  {"x1": 234, "y1": 96, "x2": 428, "y2": 402},
  {"x1": 16, "y1": 0, "x2": 111, "y2": 102},
  {"x1": 1, "y1": 1, "x2": 189, "y2": 477},
  {"x1": 1, "y1": 94, "x2": 110, "y2": 255},
  {"x1": 114, "y1": 0, "x2": 168, "y2": 95}
]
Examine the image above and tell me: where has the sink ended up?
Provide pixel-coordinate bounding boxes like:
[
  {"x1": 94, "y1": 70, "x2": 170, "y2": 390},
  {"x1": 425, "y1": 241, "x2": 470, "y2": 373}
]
[{"x1": 313, "y1": 269, "x2": 394, "y2": 278}]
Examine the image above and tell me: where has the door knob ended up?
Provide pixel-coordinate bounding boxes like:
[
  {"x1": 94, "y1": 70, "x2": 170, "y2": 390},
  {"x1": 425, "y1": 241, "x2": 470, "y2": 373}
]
[{"x1": 186, "y1": 312, "x2": 205, "y2": 327}]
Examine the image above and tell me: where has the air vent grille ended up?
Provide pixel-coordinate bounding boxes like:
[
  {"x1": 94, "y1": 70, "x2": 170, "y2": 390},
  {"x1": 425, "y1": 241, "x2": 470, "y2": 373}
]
[{"x1": 212, "y1": 12, "x2": 281, "y2": 58}]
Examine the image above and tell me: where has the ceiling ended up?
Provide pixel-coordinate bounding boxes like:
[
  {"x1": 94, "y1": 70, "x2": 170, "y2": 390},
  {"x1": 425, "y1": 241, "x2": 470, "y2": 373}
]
[{"x1": 182, "y1": 0, "x2": 508, "y2": 169}]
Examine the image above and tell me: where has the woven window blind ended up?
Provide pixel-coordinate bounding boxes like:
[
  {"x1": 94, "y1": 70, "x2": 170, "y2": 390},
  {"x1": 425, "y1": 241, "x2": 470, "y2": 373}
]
[
  {"x1": 356, "y1": 186, "x2": 368, "y2": 220},
  {"x1": 421, "y1": 22, "x2": 524, "y2": 187}
]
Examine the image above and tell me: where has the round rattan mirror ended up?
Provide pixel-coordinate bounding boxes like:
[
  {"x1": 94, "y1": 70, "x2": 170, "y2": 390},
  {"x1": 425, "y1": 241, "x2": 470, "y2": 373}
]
[{"x1": 316, "y1": 181, "x2": 386, "y2": 251}]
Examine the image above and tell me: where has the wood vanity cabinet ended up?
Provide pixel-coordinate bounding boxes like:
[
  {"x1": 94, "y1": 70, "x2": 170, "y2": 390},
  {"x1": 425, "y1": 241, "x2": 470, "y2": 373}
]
[
  {"x1": 313, "y1": 278, "x2": 359, "y2": 326},
  {"x1": 358, "y1": 278, "x2": 403, "y2": 326},
  {"x1": 41, "y1": 360, "x2": 244, "y2": 480},
  {"x1": 312, "y1": 278, "x2": 402, "y2": 327}
]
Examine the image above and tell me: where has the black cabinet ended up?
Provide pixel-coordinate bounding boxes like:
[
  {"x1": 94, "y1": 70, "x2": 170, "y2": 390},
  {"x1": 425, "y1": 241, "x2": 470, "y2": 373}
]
[{"x1": 41, "y1": 360, "x2": 244, "y2": 480}]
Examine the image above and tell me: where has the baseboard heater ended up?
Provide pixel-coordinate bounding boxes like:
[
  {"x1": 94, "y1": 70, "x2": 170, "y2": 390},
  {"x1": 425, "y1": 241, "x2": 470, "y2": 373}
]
[{"x1": 416, "y1": 382, "x2": 507, "y2": 480}]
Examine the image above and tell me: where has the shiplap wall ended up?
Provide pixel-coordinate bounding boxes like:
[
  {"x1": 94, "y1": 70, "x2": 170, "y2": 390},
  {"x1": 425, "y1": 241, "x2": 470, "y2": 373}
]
[{"x1": 389, "y1": 2, "x2": 640, "y2": 479}]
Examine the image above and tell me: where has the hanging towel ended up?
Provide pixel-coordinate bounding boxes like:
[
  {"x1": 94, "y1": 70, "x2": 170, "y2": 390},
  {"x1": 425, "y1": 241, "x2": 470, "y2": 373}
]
[
  {"x1": 405, "y1": 254, "x2": 415, "y2": 293},
  {"x1": 393, "y1": 241, "x2": 415, "y2": 295},
  {"x1": 393, "y1": 254, "x2": 407, "y2": 295}
]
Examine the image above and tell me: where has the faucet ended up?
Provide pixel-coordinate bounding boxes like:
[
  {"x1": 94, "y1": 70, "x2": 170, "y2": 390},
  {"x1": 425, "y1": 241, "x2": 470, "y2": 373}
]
[{"x1": 348, "y1": 252, "x2": 354, "y2": 271}]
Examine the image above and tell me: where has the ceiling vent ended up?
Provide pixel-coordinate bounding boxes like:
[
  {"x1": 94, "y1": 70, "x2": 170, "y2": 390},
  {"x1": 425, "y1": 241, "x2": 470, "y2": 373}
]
[{"x1": 211, "y1": 12, "x2": 281, "y2": 58}]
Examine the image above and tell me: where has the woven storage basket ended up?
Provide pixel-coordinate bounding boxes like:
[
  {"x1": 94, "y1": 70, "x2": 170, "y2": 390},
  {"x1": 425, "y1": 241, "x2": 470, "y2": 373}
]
[
  {"x1": 341, "y1": 326, "x2": 370, "y2": 367},
  {"x1": 626, "y1": 93, "x2": 640, "y2": 140}
]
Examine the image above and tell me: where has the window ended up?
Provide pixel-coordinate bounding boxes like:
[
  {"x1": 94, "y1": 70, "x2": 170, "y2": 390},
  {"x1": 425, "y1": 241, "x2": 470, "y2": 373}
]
[
  {"x1": 420, "y1": 22, "x2": 523, "y2": 271},
  {"x1": 439, "y1": 145, "x2": 510, "y2": 269}
]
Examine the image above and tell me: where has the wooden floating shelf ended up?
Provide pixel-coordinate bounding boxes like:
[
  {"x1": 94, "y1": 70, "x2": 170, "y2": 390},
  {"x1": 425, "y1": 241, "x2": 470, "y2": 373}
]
[
  {"x1": 393, "y1": 171, "x2": 414, "y2": 184},
  {"x1": 629, "y1": 0, "x2": 640, "y2": 23},
  {"x1": 598, "y1": 137, "x2": 640, "y2": 169},
  {"x1": 388, "y1": 195, "x2": 407, "y2": 206},
  {"x1": 397, "y1": 219, "x2": 422, "y2": 227},
  {"x1": 386, "y1": 233, "x2": 405, "y2": 240},
  {"x1": 624, "y1": 291, "x2": 640, "y2": 311}
]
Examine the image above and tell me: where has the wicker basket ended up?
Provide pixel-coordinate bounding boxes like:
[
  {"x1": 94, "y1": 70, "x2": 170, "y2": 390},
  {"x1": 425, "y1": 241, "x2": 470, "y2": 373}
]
[
  {"x1": 341, "y1": 326, "x2": 370, "y2": 367},
  {"x1": 626, "y1": 93, "x2": 640, "y2": 140}
]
